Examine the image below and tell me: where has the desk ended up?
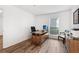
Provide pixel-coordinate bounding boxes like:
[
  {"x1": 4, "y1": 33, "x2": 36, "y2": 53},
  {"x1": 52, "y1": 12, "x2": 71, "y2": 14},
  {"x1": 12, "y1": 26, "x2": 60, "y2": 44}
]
[
  {"x1": 66, "y1": 38, "x2": 79, "y2": 53},
  {"x1": 32, "y1": 31, "x2": 48, "y2": 45}
]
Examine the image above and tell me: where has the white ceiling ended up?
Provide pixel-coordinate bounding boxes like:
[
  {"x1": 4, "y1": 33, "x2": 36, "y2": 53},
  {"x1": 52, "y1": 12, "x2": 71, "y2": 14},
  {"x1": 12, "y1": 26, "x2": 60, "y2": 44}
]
[{"x1": 15, "y1": 5, "x2": 72, "y2": 15}]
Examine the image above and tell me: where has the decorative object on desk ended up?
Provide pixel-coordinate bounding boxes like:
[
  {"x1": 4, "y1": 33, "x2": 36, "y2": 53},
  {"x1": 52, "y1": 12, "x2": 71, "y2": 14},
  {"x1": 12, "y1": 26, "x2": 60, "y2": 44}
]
[
  {"x1": 64, "y1": 30, "x2": 73, "y2": 39},
  {"x1": 65, "y1": 30, "x2": 70, "y2": 36},
  {"x1": 70, "y1": 33, "x2": 73, "y2": 38},
  {"x1": 43, "y1": 25, "x2": 48, "y2": 31}
]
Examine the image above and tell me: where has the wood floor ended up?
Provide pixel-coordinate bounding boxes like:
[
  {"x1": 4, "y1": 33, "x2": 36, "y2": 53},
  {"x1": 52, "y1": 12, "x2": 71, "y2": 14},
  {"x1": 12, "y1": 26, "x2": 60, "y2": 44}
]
[{"x1": 0, "y1": 39, "x2": 66, "y2": 53}]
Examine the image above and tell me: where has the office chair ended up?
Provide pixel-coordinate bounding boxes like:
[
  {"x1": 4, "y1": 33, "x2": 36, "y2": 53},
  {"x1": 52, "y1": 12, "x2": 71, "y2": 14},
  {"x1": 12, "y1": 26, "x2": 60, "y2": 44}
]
[{"x1": 31, "y1": 26, "x2": 36, "y2": 32}]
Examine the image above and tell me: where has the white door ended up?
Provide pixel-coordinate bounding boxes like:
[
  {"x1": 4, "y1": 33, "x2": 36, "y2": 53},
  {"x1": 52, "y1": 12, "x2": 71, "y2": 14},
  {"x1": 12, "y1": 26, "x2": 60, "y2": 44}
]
[{"x1": 49, "y1": 17, "x2": 59, "y2": 39}]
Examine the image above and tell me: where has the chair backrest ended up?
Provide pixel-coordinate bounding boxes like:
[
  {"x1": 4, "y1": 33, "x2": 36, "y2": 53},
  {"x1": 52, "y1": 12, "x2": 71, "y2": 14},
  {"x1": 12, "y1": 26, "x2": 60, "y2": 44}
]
[{"x1": 31, "y1": 26, "x2": 36, "y2": 32}]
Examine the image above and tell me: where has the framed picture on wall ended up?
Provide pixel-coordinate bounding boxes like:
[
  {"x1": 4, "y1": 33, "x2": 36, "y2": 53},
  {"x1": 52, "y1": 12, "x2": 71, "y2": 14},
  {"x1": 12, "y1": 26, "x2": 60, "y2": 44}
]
[{"x1": 73, "y1": 8, "x2": 79, "y2": 24}]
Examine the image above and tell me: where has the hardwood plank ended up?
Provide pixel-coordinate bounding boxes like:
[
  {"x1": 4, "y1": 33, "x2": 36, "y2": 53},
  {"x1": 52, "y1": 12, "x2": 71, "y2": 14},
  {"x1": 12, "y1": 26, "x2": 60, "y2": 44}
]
[{"x1": 0, "y1": 37, "x2": 65, "y2": 53}]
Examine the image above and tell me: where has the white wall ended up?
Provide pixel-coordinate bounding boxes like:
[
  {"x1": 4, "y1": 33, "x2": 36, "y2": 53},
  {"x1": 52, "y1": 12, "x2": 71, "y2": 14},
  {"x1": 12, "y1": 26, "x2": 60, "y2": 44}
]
[
  {"x1": 0, "y1": 6, "x2": 35, "y2": 48},
  {"x1": 35, "y1": 10, "x2": 72, "y2": 32},
  {"x1": 0, "y1": 11, "x2": 3, "y2": 35},
  {"x1": 35, "y1": 15, "x2": 49, "y2": 30},
  {"x1": 58, "y1": 10, "x2": 72, "y2": 32}
]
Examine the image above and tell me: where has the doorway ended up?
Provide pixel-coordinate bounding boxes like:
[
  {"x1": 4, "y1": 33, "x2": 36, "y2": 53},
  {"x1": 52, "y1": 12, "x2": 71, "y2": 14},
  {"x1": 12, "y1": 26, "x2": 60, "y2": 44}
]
[{"x1": 49, "y1": 17, "x2": 59, "y2": 39}]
